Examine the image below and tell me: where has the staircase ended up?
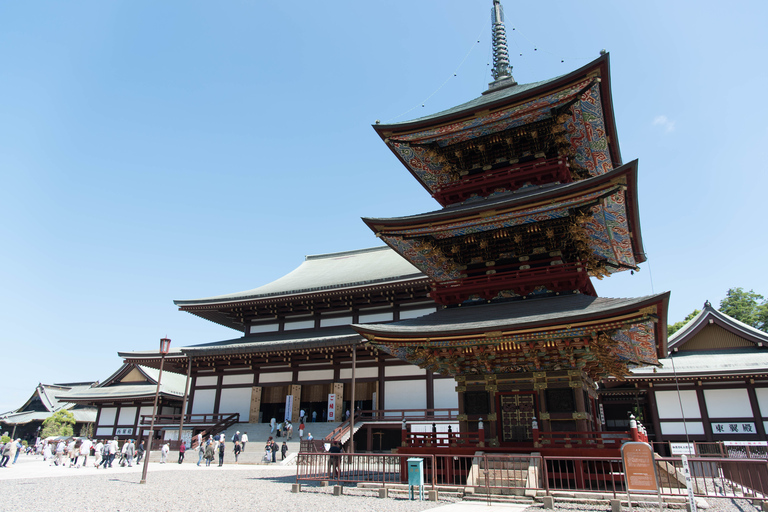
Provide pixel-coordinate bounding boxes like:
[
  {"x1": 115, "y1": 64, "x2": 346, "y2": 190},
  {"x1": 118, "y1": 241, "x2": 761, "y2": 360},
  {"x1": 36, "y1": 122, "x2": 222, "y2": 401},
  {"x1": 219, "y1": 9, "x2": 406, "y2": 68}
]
[
  {"x1": 466, "y1": 452, "x2": 540, "y2": 496},
  {"x1": 147, "y1": 421, "x2": 340, "y2": 464}
]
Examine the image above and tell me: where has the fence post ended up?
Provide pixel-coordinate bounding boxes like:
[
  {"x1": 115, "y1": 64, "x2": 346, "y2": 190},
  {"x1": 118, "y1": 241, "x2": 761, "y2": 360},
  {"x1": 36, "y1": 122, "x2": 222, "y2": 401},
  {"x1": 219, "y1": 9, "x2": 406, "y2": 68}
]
[
  {"x1": 629, "y1": 414, "x2": 639, "y2": 442},
  {"x1": 401, "y1": 419, "x2": 407, "y2": 448}
]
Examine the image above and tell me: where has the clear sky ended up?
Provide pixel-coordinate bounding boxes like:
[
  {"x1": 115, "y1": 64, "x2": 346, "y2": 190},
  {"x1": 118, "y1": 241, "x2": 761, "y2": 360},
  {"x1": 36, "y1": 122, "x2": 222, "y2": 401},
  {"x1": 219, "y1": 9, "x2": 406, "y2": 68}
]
[{"x1": 1, "y1": 1, "x2": 766, "y2": 414}]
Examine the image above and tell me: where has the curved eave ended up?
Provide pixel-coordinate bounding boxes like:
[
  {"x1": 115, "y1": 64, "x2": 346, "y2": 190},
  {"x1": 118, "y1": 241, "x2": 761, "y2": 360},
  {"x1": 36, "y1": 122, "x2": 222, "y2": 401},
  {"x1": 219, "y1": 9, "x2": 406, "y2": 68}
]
[
  {"x1": 362, "y1": 160, "x2": 645, "y2": 263},
  {"x1": 374, "y1": 54, "x2": 622, "y2": 190},
  {"x1": 175, "y1": 275, "x2": 429, "y2": 310},
  {"x1": 353, "y1": 291, "x2": 669, "y2": 357}
]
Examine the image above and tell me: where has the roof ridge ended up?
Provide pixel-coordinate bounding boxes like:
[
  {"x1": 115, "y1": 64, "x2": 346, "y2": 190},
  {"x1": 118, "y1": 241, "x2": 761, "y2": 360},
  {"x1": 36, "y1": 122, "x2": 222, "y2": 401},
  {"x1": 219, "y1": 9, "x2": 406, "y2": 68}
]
[{"x1": 304, "y1": 246, "x2": 391, "y2": 261}]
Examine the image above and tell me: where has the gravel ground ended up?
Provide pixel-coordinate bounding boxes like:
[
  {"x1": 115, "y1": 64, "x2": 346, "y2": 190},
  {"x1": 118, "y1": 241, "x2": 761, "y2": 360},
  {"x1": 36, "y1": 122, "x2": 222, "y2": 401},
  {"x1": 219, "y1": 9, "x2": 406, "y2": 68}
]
[{"x1": 0, "y1": 458, "x2": 455, "y2": 512}]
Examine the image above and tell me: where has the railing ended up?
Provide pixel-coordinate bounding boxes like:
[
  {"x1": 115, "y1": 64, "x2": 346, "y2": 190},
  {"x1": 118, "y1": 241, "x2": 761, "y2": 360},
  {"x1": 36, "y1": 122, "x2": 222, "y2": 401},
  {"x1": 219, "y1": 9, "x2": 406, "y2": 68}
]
[
  {"x1": 536, "y1": 431, "x2": 632, "y2": 449},
  {"x1": 405, "y1": 431, "x2": 483, "y2": 449},
  {"x1": 324, "y1": 408, "x2": 460, "y2": 443},
  {"x1": 296, "y1": 450, "x2": 768, "y2": 501}
]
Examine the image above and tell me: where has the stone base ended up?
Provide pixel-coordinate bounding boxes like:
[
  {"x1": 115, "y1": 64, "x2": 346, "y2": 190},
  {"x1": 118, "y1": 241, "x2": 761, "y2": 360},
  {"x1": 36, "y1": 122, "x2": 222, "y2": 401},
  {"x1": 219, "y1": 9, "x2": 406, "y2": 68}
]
[
  {"x1": 333, "y1": 485, "x2": 343, "y2": 496},
  {"x1": 291, "y1": 483, "x2": 301, "y2": 493}
]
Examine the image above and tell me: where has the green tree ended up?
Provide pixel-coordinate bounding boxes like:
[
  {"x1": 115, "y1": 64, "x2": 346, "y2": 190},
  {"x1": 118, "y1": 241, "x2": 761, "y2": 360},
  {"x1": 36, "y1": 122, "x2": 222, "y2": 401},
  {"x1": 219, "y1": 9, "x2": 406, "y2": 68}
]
[
  {"x1": 668, "y1": 309, "x2": 701, "y2": 337},
  {"x1": 41, "y1": 410, "x2": 76, "y2": 438},
  {"x1": 719, "y1": 287, "x2": 768, "y2": 332}
]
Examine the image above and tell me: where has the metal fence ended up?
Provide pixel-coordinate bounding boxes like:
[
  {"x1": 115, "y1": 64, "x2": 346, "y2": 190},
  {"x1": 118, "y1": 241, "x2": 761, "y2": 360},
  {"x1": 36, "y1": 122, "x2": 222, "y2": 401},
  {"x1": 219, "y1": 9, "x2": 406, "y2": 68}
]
[{"x1": 296, "y1": 451, "x2": 768, "y2": 501}]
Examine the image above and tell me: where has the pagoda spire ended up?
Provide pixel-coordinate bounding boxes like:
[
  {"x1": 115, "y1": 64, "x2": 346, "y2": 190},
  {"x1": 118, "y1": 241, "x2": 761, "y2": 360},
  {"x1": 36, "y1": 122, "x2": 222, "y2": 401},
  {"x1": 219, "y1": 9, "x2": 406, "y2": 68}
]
[{"x1": 488, "y1": 0, "x2": 516, "y2": 91}]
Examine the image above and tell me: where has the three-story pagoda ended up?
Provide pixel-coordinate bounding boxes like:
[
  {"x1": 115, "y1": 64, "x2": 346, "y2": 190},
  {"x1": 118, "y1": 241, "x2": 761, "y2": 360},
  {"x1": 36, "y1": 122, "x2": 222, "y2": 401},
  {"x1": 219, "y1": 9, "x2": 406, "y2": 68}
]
[{"x1": 353, "y1": 0, "x2": 669, "y2": 449}]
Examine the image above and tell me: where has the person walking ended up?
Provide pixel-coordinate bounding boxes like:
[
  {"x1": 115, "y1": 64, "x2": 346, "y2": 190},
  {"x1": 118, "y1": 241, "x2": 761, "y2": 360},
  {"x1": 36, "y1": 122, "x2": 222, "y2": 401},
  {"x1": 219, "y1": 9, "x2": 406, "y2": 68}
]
[
  {"x1": 160, "y1": 442, "x2": 169, "y2": 464},
  {"x1": 299, "y1": 422, "x2": 305, "y2": 440},
  {"x1": 232, "y1": 431, "x2": 240, "y2": 444},
  {"x1": 281, "y1": 441, "x2": 287, "y2": 460},
  {"x1": 204, "y1": 440, "x2": 214, "y2": 467},
  {"x1": 312, "y1": 410, "x2": 317, "y2": 422},
  {"x1": 93, "y1": 440, "x2": 103, "y2": 468},
  {"x1": 197, "y1": 439, "x2": 205, "y2": 466},
  {"x1": 241, "y1": 432, "x2": 248, "y2": 451},
  {"x1": 217, "y1": 439, "x2": 225, "y2": 467},
  {"x1": 136, "y1": 440, "x2": 145, "y2": 464},
  {"x1": 233, "y1": 441, "x2": 241, "y2": 463},
  {"x1": 55, "y1": 440, "x2": 66, "y2": 466},
  {"x1": 270, "y1": 439, "x2": 278, "y2": 463},
  {"x1": 79, "y1": 438, "x2": 92, "y2": 468},
  {"x1": 270, "y1": 417, "x2": 276, "y2": 434},
  {"x1": 0, "y1": 442, "x2": 11, "y2": 467},
  {"x1": 178, "y1": 441, "x2": 186, "y2": 464},
  {"x1": 124, "y1": 439, "x2": 135, "y2": 467}
]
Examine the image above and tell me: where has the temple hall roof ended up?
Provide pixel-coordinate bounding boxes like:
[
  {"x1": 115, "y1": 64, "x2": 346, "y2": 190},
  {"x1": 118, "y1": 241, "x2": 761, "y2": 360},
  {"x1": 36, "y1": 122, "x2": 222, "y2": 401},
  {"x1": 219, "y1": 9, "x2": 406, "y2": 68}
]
[
  {"x1": 58, "y1": 364, "x2": 188, "y2": 403},
  {"x1": 174, "y1": 246, "x2": 425, "y2": 307}
]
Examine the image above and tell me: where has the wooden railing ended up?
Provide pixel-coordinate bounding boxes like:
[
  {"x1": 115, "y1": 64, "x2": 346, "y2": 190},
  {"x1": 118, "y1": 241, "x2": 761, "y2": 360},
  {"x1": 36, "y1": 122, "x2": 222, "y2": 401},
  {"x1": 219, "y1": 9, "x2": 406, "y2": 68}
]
[
  {"x1": 535, "y1": 431, "x2": 632, "y2": 449},
  {"x1": 138, "y1": 412, "x2": 240, "y2": 438}
]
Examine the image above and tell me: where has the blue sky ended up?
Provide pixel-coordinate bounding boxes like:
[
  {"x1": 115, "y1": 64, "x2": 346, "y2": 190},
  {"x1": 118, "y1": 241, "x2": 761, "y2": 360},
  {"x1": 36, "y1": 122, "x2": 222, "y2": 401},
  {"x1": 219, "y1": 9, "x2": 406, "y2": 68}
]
[{"x1": 1, "y1": 1, "x2": 766, "y2": 414}]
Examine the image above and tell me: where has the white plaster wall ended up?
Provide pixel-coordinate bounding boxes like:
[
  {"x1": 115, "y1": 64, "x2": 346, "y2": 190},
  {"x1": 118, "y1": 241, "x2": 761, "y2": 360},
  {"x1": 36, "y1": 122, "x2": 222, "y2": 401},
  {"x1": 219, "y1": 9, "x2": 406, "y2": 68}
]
[
  {"x1": 192, "y1": 389, "x2": 216, "y2": 414},
  {"x1": 285, "y1": 319, "x2": 315, "y2": 330},
  {"x1": 98, "y1": 407, "x2": 117, "y2": 426},
  {"x1": 298, "y1": 369, "x2": 334, "y2": 381},
  {"x1": 218, "y1": 387, "x2": 253, "y2": 420},
  {"x1": 96, "y1": 427, "x2": 113, "y2": 437},
  {"x1": 250, "y1": 323, "x2": 279, "y2": 334},
  {"x1": 385, "y1": 365, "x2": 426, "y2": 377},
  {"x1": 339, "y1": 367, "x2": 378, "y2": 380},
  {"x1": 655, "y1": 390, "x2": 701, "y2": 419},
  {"x1": 222, "y1": 374, "x2": 254, "y2": 386},
  {"x1": 704, "y1": 388, "x2": 753, "y2": 418},
  {"x1": 660, "y1": 421, "x2": 705, "y2": 436},
  {"x1": 756, "y1": 388, "x2": 768, "y2": 417},
  {"x1": 400, "y1": 308, "x2": 436, "y2": 320},
  {"x1": 358, "y1": 311, "x2": 393, "y2": 323},
  {"x1": 118, "y1": 406, "x2": 137, "y2": 425},
  {"x1": 259, "y1": 372, "x2": 293, "y2": 384},
  {"x1": 433, "y1": 378, "x2": 459, "y2": 412},
  {"x1": 320, "y1": 315, "x2": 353, "y2": 327},
  {"x1": 385, "y1": 380, "x2": 426, "y2": 411},
  {"x1": 196, "y1": 375, "x2": 218, "y2": 386}
]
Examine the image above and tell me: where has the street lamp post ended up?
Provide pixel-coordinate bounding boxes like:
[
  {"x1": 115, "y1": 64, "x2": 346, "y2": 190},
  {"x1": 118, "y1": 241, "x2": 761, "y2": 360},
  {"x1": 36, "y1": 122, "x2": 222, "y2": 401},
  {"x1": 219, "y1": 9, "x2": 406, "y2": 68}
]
[{"x1": 140, "y1": 337, "x2": 171, "y2": 484}]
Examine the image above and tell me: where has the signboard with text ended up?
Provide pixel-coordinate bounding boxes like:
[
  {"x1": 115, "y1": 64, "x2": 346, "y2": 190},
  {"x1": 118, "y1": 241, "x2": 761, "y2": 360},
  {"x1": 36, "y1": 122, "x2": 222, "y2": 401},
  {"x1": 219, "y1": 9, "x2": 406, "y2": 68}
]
[
  {"x1": 621, "y1": 442, "x2": 659, "y2": 492},
  {"x1": 328, "y1": 393, "x2": 336, "y2": 421}
]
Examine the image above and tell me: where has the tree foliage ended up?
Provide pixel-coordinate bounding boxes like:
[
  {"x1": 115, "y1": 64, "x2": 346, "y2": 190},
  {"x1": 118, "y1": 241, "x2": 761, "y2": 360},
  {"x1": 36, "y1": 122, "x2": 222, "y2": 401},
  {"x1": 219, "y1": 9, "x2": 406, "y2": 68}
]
[
  {"x1": 668, "y1": 309, "x2": 701, "y2": 337},
  {"x1": 41, "y1": 409, "x2": 75, "y2": 438},
  {"x1": 720, "y1": 287, "x2": 768, "y2": 332}
]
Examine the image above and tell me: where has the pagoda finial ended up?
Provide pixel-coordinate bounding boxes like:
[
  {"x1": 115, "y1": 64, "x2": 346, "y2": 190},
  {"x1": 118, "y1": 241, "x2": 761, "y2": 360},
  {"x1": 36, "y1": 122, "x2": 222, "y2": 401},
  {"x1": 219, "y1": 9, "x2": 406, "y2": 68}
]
[{"x1": 487, "y1": 0, "x2": 516, "y2": 92}]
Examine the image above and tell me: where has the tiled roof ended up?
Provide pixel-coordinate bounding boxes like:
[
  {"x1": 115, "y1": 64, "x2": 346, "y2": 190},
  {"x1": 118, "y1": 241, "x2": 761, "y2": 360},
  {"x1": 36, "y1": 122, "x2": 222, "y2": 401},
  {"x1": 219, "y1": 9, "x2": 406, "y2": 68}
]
[
  {"x1": 668, "y1": 302, "x2": 768, "y2": 351},
  {"x1": 630, "y1": 348, "x2": 768, "y2": 377},
  {"x1": 353, "y1": 292, "x2": 668, "y2": 336},
  {"x1": 375, "y1": 55, "x2": 610, "y2": 130},
  {"x1": 174, "y1": 246, "x2": 425, "y2": 307}
]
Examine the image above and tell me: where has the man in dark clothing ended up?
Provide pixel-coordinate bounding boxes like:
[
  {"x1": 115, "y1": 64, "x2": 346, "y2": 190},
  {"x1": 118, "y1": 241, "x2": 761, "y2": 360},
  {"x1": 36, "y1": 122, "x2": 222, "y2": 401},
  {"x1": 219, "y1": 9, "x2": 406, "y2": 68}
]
[
  {"x1": 218, "y1": 440, "x2": 225, "y2": 466},
  {"x1": 178, "y1": 441, "x2": 186, "y2": 464},
  {"x1": 328, "y1": 440, "x2": 342, "y2": 479},
  {"x1": 136, "y1": 441, "x2": 145, "y2": 464},
  {"x1": 270, "y1": 440, "x2": 278, "y2": 463}
]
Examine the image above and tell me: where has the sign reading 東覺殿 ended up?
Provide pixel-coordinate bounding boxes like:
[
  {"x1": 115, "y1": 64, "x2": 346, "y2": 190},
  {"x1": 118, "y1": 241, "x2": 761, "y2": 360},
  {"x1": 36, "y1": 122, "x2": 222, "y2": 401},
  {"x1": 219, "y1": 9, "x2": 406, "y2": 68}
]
[{"x1": 712, "y1": 422, "x2": 756, "y2": 434}]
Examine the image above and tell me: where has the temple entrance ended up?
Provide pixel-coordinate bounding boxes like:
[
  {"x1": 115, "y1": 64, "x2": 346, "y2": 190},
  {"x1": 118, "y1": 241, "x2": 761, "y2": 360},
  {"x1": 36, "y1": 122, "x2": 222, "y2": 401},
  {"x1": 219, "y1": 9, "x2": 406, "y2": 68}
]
[{"x1": 498, "y1": 392, "x2": 537, "y2": 443}]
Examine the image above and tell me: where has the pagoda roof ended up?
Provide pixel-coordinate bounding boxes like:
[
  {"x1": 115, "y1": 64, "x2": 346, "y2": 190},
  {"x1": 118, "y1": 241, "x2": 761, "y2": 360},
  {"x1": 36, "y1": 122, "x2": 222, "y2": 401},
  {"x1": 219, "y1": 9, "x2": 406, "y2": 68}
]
[
  {"x1": 353, "y1": 293, "x2": 667, "y2": 343},
  {"x1": 352, "y1": 292, "x2": 670, "y2": 379},
  {"x1": 374, "y1": 54, "x2": 621, "y2": 197},
  {"x1": 174, "y1": 246, "x2": 425, "y2": 308},
  {"x1": 363, "y1": 160, "x2": 645, "y2": 281}
]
